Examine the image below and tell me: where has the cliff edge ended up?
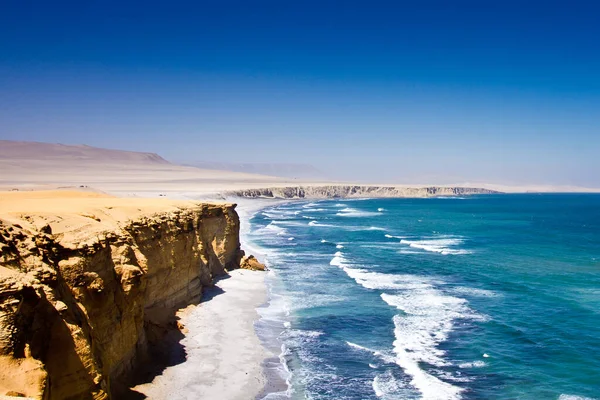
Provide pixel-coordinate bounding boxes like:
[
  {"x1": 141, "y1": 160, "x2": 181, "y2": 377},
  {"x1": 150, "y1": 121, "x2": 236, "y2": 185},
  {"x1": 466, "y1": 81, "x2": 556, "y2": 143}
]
[
  {"x1": 227, "y1": 185, "x2": 500, "y2": 199},
  {"x1": 0, "y1": 191, "x2": 256, "y2": 399}
]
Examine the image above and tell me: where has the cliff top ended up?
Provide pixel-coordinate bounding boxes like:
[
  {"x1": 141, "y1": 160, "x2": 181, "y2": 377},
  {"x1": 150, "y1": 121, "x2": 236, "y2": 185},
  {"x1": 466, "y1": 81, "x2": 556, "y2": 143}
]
[{"x1": 0, "y1": 190, "x2": 231, "y2": 246}]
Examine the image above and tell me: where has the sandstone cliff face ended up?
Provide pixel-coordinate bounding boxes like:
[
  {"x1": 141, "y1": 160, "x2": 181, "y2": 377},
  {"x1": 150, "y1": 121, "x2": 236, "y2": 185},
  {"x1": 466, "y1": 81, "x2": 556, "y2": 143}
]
[
  {"x1": 227, "y1": 185, "x2": 499, "y2": 199},
  {"x1": 0, "y1": 203, "x2": 243, "y2": 399}
]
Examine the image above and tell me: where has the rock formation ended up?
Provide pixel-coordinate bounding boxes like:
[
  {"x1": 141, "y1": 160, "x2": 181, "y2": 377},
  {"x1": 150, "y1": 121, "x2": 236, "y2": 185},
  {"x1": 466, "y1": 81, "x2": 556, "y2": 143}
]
[
  {"x1": 0, "y1": 200, "x2": 248, "y2": 399},
  {"x1": 227, "y1": 185, "x2": 500, "y2": 199},
  {"x1": 239, "y1": 255, "x2": 266, "y2": 271}
]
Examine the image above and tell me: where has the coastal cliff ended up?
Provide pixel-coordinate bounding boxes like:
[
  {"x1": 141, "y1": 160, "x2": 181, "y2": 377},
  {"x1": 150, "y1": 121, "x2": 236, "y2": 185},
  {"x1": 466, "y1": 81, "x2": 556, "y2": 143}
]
[
  {"x1": 227, "y1": 185, "x2": 499, "y2": 199},
  {"x1": 0, "y1": 193, "x2": 252, "y2": 399}
]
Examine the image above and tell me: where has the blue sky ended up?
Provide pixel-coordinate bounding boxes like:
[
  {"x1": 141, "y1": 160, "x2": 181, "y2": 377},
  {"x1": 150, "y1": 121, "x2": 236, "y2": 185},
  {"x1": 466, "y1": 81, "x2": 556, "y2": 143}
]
[{"x1": 1, "y1": 1, "x2": 599, "y2": 186}]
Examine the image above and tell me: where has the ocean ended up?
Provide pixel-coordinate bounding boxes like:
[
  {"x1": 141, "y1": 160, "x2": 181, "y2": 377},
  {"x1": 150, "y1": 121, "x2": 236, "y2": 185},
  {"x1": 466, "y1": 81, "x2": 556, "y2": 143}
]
[{"x1": 245, "y1": 194, "x2": 600, "y2": 400}]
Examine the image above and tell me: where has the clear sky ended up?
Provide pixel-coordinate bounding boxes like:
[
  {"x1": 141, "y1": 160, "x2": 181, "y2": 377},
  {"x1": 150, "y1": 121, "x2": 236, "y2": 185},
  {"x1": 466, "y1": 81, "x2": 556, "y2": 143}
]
[{"x1": 1, "y1": 1, "x2": 599, "y2": 186}]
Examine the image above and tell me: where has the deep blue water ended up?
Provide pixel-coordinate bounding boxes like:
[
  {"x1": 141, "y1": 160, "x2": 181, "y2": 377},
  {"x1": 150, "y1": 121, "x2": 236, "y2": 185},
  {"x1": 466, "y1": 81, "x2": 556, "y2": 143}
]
[{"x1": 248, "y1": 194, "x2": 600, "y2": 400}]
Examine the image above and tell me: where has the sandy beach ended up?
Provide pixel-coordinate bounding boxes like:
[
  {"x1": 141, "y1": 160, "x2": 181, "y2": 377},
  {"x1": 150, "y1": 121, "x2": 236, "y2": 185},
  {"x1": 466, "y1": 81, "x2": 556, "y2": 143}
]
[{"x1": 132, "y1": 269, "x2": 270, "y2": 400}]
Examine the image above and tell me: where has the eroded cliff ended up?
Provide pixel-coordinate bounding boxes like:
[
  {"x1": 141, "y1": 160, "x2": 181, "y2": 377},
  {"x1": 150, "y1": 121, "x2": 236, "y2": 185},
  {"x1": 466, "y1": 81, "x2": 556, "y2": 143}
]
[
  {"x1": 0, "y1": 192, "x2": 249, "y2": 399},
  {"x1": 227, "y1": 185, "x2": 499, "y2": 199}
]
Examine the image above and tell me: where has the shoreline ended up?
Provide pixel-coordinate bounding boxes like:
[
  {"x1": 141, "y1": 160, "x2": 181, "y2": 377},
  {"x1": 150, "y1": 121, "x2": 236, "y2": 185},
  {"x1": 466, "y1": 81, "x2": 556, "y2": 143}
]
[
  {"x1": 235, "y1": 197, "x2": 295, "y2": 400},
  {"x1": 132, "y1": 269, "x2": 271, "y2": 400},
  {"x1": 132, "y1": 197, "x2": 292, "y2": 400}
]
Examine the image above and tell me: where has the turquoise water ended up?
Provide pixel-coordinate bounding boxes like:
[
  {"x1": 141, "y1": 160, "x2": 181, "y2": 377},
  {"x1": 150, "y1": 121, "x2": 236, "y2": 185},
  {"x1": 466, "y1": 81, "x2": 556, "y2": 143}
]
[{"x1": 248, "y1": 194, "x2": 600, "y2": 400}]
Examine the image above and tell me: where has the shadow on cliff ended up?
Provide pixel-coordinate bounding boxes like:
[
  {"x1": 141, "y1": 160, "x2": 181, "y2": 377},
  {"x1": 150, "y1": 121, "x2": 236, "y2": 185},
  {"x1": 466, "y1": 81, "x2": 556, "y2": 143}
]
[{"x1": 122, "y1": 279, "x2": 229, "y2": 399}]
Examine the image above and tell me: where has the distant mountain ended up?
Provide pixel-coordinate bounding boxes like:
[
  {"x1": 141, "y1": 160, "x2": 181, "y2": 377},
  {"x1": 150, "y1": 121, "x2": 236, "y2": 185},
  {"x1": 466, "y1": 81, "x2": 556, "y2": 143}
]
[
  {"x1": 182, "y1": 161, "x2": 327, "y2": 180},
  {"x1": 0, "y1": 141, "x2": 170, "y2": 165}
]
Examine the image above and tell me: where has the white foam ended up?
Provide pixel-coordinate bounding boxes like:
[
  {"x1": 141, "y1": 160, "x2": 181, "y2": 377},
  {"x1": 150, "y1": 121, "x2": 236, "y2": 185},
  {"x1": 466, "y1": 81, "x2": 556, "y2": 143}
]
[
  {"x1": 399, "y1": 249, "x2": 423, "y2": 254},
  {"x1": 336, "y1": 207, "x2": 383, "y2": 217},
  {"x1": 261, "y1": 210, "x2": 297, "y2": 220},
  {"x1": 278, "y1": 343, "x2": 293, "y2": 397},
  {"x1": 458, "y1": 360, "x2": 486, "y2": 368},
  {"x1": 381, "y1": 291, "x2": 477, "y2": 366},
  {"x1": 308, "y1": 221, "x2": 337, "y2": 228},
  {"x1": 434, "y1": 369, "x2": 473, "y2": 383},
  {"x1": 346, "y1": 341, "x2": 372, "y2": 352},
  {"x1": 340, "y1": 267, "x2": 431, "y2": 291},
  {"x1": 452, "y1": 287, "x2": 499, "y2": 297},
  {"x1": 285, "y1": 293, "x2": 346, "y2": 311},
  {"x1": 345, "y1": 225, "x2": 386, "y2": 232},
  {"x1": 387, "y1": 316, "x2": 464, "y2": 399},
  {"x1": 302, "y1": 202, "x2": 320, "y2": 208},
  {"x1": 302, "y1": 215, "x2": 316, "y2": 219},
  {"x1": 385, "y1": 234, "x2": 406, "y2": 239},
  {"x1": 336, "y1": 244, "x2": 344, "y2": 249},
  {"x1": 321, "y1": 239, "x2": 328, "y2": 243},
  {"x1": 377, "y1": 208, "x2": 386, "y2": 212},
  {"x1": 271, "y1": 220, "x2": 309, "y2": 227},
  {"x1": 372, "y1": 370, "x2": 408, "y2": 399},
  {"x1": 400, "y1": 237, "x2": 472, "y2": 255},
  {"x1": 559, "y1": 396, "x2": 598, "y2": 400},
  {"x1": 329, "y1": 253, "x2": 346, "y2": 267},
  {"x1": 257, "y1": 222, "x2": 288, "y2": 236},
  {"x1": 288, "y1": 237, "x2": 295, "y2": 241},
  {"x1": 284, "y1": 329, "x2": 324, "y2": 340},
  {"x1": 346, "y1": 341, "x2": 395, "y2": 364},
  {"x1": 334, "y1": 264, "x2": 485, "y2": 399}
]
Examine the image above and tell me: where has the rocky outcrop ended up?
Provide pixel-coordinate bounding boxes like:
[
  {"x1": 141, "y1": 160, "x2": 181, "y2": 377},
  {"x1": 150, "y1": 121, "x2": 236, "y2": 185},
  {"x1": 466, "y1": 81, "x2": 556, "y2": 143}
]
[
  {"x1": 239, "y1": 255, "x2": 266, "y2": 271},
  {"x1": 0, "y1": 204, "x2": 246, "y2": 399},
  {"x1": 227, "y1": 185, "x2": 500, "y2": 199}
]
